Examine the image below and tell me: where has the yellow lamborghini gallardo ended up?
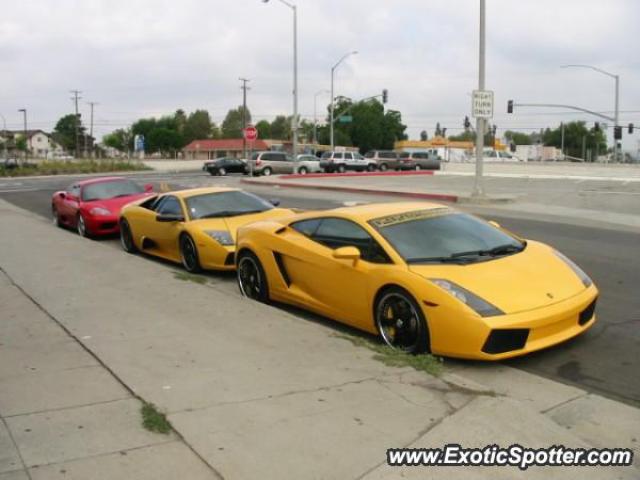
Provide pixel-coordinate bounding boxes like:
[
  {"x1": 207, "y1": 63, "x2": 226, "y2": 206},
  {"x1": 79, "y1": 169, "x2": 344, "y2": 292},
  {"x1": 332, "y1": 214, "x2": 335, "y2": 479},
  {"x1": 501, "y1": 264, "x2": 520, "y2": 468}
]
[
  {"x1": 119, "y1": 187, "x2": 293, "y2": 272},
  {"x1": 235, "y1": 202, "x2": 598, "y2": 360}
]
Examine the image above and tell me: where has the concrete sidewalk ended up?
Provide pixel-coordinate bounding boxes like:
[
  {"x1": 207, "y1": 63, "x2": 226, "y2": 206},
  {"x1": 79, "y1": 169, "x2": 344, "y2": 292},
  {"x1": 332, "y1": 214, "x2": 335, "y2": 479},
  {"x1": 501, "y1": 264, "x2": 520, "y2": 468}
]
[{"x1": 0, "y1": 199, "x2": 638, "y2": 479}]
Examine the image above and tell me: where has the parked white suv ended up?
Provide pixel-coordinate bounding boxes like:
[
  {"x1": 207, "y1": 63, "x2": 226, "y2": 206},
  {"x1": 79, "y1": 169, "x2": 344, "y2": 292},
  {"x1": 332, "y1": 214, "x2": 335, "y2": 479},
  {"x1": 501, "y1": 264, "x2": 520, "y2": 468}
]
[{"x1": 319, "y1": 151, "x2": 377, "y2": 173}]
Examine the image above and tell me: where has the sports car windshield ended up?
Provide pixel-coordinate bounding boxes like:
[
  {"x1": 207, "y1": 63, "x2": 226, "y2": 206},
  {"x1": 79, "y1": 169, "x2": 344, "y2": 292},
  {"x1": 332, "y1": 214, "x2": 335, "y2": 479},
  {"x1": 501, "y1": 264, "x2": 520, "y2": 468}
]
[
  {"x1": 186, "y1": 191, "x2": 273, "y2": 220},
  {"x1": 370, "y1": 208, "x2": 525, "y2": 264},
  {"x1": 81, "y1": 180, "x2": 144, "y2": 201}
]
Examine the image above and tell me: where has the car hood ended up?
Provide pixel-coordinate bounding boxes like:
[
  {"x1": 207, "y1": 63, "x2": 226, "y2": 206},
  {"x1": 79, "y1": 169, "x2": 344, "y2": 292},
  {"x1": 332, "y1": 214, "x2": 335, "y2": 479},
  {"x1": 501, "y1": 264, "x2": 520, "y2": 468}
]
[
  {"x1": 84, "y1": 193, "x2": 153, "y2": 215},
  {"x1": 408, "y1": 241, "x2": 587, "y2": 314},
  {"x1": 190, "y1": 208, "x2": 295, "y2": 239}
]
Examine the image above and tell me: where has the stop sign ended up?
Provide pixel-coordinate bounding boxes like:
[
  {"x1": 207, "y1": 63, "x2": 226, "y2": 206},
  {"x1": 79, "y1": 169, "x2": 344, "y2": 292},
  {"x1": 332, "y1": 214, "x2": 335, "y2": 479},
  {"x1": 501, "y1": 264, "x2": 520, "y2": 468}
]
[{"x1": 243, "y1": 125, "x2": 258, "y2": 141}]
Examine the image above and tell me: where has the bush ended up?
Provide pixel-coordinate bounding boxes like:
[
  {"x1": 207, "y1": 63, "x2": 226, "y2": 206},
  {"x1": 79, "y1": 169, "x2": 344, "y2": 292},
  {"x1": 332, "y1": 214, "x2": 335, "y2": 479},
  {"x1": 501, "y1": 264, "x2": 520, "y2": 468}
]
[{"x1": 0, "y1": 159, "x2": 151, "y2": 177}]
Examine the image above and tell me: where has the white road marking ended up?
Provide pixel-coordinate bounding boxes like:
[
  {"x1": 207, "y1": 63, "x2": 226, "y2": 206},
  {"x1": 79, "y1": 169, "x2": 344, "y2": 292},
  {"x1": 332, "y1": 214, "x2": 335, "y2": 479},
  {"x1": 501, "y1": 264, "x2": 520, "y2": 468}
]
[
  {"x1": 579, "y1": 190, "x2": 640, "y2": 195},
  {"x1": 0, "y1": 188, "x2": 40, "y2": 193}
]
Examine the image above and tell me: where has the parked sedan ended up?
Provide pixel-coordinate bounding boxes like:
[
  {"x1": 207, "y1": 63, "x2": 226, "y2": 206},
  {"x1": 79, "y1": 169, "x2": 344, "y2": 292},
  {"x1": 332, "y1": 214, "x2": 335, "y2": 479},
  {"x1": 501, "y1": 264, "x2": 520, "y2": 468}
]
[
  {"x1": 294, "y1": 154, "x2": 323, "y2": 174},
  {"x1": 119, "y1": 187, "x2": 294, "y2": 272},
  {"x1": 203, "y1": 157, "x2": 247, "y2": 176},
  {"x1": 236, "y1": 202, "x2": 597, "y2": 359},
  {"x1": 52, "y1": 177, "x2": 154, "y2": 237}
]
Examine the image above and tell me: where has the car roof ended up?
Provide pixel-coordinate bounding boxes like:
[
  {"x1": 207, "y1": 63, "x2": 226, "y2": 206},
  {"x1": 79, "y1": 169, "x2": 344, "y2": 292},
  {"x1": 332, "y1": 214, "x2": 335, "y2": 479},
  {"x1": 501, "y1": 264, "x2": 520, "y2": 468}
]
[
  {"x1": 292, "y1": 201, "x2": 451, "y2": 223},
  {"x1": 76, "y1": 176, "x2": 128, "y2": 186},
  {"x1": 163, "y1": 187, "x2": 240, "y2": 199}
]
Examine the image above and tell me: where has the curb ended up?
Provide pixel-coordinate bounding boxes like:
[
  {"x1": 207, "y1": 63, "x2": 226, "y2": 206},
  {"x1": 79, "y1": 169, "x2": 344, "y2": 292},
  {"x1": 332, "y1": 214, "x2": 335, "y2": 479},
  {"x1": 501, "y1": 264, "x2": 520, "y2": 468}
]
[
  {"x1": 280, "y1": 170, "x2": 435, "y2": 179},
  {"x1": 240, "y1": 178, "x2": 460, "y2": 203}
]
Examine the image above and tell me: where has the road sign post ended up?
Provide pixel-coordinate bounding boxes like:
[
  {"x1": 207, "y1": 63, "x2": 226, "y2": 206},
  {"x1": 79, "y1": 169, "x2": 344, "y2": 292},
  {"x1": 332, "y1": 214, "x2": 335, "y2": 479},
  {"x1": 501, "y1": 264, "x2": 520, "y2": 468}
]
[{"x1": 243, "y1": 125, "x2": 258, "y2": 176}]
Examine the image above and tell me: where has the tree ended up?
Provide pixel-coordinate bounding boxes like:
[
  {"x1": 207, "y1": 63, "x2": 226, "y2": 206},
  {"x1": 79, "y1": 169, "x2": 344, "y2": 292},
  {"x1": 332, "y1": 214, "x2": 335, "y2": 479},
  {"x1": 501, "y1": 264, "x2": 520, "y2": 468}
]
[
  {"x1": 221, "y1": 106, "x2": 251, "y2": 138},
  {"x1": 504, "y1": 130, "x2": 533, "y2": 145},
  {"x1": 448, "y1": 130, "x2": 476, "y2": 142},
  {"x1": 542, "y1": 121, "x2": 606, "y2": 160},
  {"x1": 184, "y1": 110, "x2": 213, "y2": 143},
  {"x1": 329, "y1": 98, "x2": 407, "y2": 152},
  {"x1": 53, "y1": 114, "x2": 85, "y2": 153},
  {"x1": 420, "y1": 130, "x2": 428, "y2": 141},
  {"x1": 103, "y1": 128, "x2": 132, "y2": 152},
  {"x1": 255, "y1": 120, "x2": 272, "y2": 139},
  {"x1": 270, "y1": 115, "x2": 290, "y2": 140}
]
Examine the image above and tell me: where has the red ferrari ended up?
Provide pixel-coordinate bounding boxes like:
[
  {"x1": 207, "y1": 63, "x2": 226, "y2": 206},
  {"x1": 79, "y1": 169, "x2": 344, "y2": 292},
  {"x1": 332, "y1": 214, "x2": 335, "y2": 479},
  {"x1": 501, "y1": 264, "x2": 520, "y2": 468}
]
[{"x1": 51, "y1": 176, "x2": 154, "y2": 237}]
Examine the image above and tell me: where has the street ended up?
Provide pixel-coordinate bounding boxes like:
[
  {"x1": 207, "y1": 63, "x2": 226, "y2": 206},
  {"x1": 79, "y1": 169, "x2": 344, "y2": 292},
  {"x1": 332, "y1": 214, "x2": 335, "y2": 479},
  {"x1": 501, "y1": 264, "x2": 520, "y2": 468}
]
[{"x1": 1, "y1": 170, "x2": 638, "y2": 408}]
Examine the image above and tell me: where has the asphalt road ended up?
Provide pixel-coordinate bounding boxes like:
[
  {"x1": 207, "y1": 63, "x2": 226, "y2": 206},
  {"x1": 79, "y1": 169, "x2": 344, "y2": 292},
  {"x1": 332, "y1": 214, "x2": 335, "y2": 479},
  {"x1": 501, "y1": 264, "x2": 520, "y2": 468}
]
[{"x1": 1, "y1": 171, "x2": 638, "y2": 407}]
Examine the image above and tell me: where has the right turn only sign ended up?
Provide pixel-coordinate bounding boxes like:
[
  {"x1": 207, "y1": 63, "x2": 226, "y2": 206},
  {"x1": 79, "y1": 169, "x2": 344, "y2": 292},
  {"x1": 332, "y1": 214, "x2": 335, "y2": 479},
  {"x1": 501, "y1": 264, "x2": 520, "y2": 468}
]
[{"x1": 472, "y1": 90, "x2": 494, "y2": 119}]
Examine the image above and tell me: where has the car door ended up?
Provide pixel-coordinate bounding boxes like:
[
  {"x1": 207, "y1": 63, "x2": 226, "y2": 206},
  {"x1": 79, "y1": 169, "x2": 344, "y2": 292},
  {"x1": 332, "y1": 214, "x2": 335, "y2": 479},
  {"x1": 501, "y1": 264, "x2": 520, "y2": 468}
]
[
  {"x1": 280, "y1": 217, "x2": 390, "y2": 328},
  {"x1": 59, "y1": 183, "x2": 81, "y2": 225},
  {"x1": 343, "y1": 152, "x2": 355, "y2": 169}
]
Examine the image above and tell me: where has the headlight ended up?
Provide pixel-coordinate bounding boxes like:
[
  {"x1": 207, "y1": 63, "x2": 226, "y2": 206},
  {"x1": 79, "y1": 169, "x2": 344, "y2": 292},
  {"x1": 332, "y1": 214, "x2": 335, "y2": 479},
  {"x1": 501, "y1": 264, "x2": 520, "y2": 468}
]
[
  {"x1": 553, "y1": 250, "x2": 592, "y2": 287},
  {"x1": 90, "y1": 207, "x2": 111, "y2": 216},
  {"x1": 430, "y1": 279, "x2": 504, "y2": 317},
  {"x1": 204, "y1": 230, "x2": 234, "y2": 245}
]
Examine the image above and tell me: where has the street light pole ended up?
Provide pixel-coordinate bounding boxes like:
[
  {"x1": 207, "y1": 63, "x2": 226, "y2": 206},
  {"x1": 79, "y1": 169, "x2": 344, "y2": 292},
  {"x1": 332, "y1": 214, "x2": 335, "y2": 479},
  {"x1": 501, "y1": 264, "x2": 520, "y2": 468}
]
[
  {"x1": 18, "y1": 108, "x2": 27, "y2": 164},
  {"x1": 330, "y1": 51, "x2": 358, "y2": 151},
  {"x1": 472, "y1": 0, "x2": 486, "y2": 197},
  {"x1": 313, "y1": 89, "x2": 329, "y2": 146},
  {"x1": 262, "y1": 0, "x2": 299, "y2": 162},
  {"x1": 561, "y1": 64, "x2": 620, "y2": 162}
]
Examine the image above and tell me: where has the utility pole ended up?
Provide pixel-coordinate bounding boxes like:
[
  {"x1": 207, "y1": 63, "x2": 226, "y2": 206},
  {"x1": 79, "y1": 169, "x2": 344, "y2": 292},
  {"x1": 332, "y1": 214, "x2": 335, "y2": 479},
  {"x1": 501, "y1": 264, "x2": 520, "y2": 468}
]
[
  {"x1": 88, "y1": 101, "x2": 98, "y2": 158},
  {"x1": 472, "y1": 0, "x2": 486, "y2": 197},
  {"x1": 70, "y1": 90, "x2": 82, "y2": 158},
  {"x1": 239, "y1": 78, "x2": 250, "y2": 160},
  {"x1": 18, "y1": 108, "x2": 27, "y2": 164}
]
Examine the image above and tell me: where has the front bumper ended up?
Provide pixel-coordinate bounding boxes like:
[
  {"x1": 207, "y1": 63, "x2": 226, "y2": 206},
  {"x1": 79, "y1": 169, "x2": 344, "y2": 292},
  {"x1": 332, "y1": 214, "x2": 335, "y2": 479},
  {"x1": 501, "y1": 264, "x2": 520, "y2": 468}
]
[
  {"x1": 84, "y1": 215, "x2": 120, "y2": 236},
  {"x1": 430, "y1": 285, "x2": 599, "y2": 360}
]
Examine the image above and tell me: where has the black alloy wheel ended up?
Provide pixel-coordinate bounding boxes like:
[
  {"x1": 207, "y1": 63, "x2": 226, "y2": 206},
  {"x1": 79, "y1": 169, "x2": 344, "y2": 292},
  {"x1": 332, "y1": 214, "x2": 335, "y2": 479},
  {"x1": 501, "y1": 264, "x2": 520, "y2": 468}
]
[
  {"x1": 120, "y1": 219, "x2": 138, "y2": 253},
  {"x1": 77, "y1": 214, "x2": 89, "y2": 237},
  {"x1": 375, "y1": 288, "x2": 429, "y2": 354},
  {"x1": 52, "y1": 206, "x2": 62, "y2": 227},
  {"x1": 237, "y1": 251, "x2": 269, "y2": 302},
  {"x1": 180, "y1": 234, "x2": 202, "y2": 273}
]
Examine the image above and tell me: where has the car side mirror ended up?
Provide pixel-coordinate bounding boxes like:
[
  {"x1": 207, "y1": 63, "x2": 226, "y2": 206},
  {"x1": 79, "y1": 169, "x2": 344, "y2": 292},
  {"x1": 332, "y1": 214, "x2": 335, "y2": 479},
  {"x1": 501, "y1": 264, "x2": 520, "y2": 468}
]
[
  {"x1": 488, "y1": 220, "x2": 501, "y2": 228},
  {"x1": 144, "y1": 183, "x2": 153, "y2": 192},
  {"x1": 332, "y1": 246, "x2": 361, "y2": 263},
  {"x1": 270, "y1": 199, "x2": 281, "y2": 207},
  {"x1": 156, "y1": 213, "x2": 184, "y2": 223}
]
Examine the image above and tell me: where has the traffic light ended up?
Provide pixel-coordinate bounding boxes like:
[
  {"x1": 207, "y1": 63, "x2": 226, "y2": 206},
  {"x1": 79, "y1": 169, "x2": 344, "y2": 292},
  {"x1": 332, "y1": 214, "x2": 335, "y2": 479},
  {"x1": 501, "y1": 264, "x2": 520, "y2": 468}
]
[
  {"x1": 464, "y1": 116, "x2": 471, "y2": 129},
  {"x1": 629, "y1": 123, "x2": 635, "y2": 134},
  {"x1": 614, "y1": 126, "x2": 622, "y2": 140},
  {"x1": 507, "y1": 100, "x2": 513, "y2": 114},
  {"x1": 382, "y1": 89, "x2": 388, "y2": 104},
  {"x1": 442, "y1": 127, "x2": 447, "y2": 137},
  {"x1": 594, "y1": 122, "x2": 600, "y2": 131},
  {"x1": 492, "y1": 124, "x2": 497, "y2": 136}
]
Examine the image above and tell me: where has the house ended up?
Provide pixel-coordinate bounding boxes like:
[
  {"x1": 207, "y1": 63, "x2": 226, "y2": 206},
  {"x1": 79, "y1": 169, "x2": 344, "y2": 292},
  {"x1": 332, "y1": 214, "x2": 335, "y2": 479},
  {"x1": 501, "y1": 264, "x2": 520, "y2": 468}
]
[{"x1": 0, "y1": 130, "x2": 64, "y2": 158}]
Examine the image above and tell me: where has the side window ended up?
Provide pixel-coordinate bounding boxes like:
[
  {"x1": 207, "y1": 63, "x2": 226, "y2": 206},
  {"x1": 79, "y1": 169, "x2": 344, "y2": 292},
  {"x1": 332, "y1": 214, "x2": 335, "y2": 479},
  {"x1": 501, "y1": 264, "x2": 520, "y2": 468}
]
[
  {"x1": 69, "y1": 184, "x2": 81, "y2": 197},
  {"x1": 291, "y1": 218, "x2": 322, "y2": 237},
  {"x1": 157, "y1": 196, "x2": 183, "y2": 216},
  {"x1": 344, "y1": 153, "x2": 354, "y2": 160},
  {"x1": 335, "y1": 152, "x2": 343, "y2": 159},
  {"x1": 312, "y1": 218, "x2": 391, "y2": 264},
  {"x1": 399, "y1": 152, "x2": 410, "y2": 159}
]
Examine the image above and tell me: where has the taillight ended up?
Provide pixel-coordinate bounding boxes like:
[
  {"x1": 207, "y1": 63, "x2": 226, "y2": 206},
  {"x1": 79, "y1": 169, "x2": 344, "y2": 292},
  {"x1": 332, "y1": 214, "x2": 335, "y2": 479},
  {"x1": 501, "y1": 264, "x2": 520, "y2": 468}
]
[{"x1": 256, "y1": 158, "x2": 262, "y2": 165}]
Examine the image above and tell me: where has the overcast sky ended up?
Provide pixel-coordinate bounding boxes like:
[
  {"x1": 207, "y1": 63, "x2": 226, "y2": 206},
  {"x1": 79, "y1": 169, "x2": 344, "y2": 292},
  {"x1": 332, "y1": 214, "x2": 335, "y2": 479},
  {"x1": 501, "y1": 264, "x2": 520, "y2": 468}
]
[{"x1": 1, "y1": 0, "x2": 639, "y2": 150}]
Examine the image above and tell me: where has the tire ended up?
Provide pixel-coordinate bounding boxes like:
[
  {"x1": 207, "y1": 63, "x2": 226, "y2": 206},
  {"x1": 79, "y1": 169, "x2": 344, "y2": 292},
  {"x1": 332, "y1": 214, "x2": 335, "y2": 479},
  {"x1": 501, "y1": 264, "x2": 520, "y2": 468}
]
[
  {"x1": 52, "y1": 206, "x2": 62, "y2": 228},
  {"x1": 237, "y1": 250, "x2": 269, "y2": 303},
  {"x1": 298, "y1": 166, "x2": 308, "y2": 175},
  {"x1": 119, "y1": 219, "x2": 138, "y2": 253},
  {"x1": 179, "y1": 234, "x2": 202, "y2": 273},
  {"x1": 379, "y1": 163, "x2": 388, "y2": 172},
  {"x1": 375, "y1": 287, "x2": 430, "y2": 354},
  {"x1": 415, "y1": 164, "x2": 422, "y2": 171},
  {"x1": 209, "y1": 169, "x2": 217, "y2": 176},
  {"x1": 366, "y1": 163, "x2": 376, "y2": 172},
  {"x1": 262, "y1": 167, "x2": 273, "y2": 176},
  {"x1": 218, "y1": 167, "x2": 226, "y2": 176},
  {"x1": 337, "y1": 164, "x2": 346, "y2": 174},
  {"x1": 77, "y1": 214, "x2": 89, "y2": 238}
]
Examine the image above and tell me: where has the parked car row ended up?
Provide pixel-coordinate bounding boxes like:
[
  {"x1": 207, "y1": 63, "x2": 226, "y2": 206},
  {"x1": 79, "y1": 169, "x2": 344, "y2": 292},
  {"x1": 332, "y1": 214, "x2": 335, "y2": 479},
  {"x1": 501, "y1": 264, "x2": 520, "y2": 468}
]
[
  {"x1": 51, "y1": 177, "x2": 598, "y2": 362},
  {"x1": 201, "y1": 150, "x2": 441, "y2": 176}
]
